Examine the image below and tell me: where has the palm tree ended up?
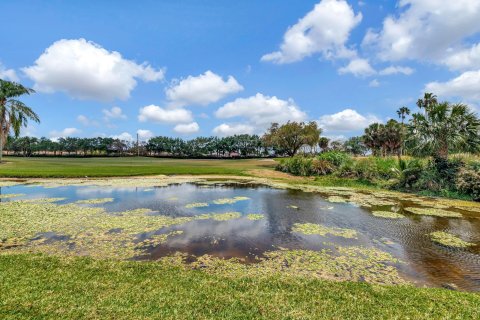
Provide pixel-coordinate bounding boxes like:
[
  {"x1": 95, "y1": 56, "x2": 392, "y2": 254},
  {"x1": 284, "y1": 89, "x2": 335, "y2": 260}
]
[
  {"x1": 363, "y1": 123, "x2": 385, "y2": 156},
  {"x1": 318, "y1": 137, "x2": 330, "y2": 152},
  {"x1": 396, "y1": 106, "x2": 410, "y2": 155},
  {"x1": 416, "y1": 93, "x2": 437, "y2": 112},
  {"x1": 0, "y1": 79, "x2": 39, "y2": 163},
  {"x1": 408, "y1": 101, "x2": 480, "y2": 160},
  {"x1": 396, "y1": 106, "x2": 410, "y2": 124}
]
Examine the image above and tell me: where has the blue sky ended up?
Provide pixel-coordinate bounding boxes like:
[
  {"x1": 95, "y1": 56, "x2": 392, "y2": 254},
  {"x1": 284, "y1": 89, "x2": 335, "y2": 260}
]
[{"x1": 1, "y1": 0, "x2": 479, "y2": 141}]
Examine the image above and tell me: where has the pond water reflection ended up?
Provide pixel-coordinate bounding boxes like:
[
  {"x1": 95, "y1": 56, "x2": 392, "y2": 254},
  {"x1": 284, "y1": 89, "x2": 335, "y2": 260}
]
[{"x1": 1, "y1": 182, "x2": 480, "y2": 291}]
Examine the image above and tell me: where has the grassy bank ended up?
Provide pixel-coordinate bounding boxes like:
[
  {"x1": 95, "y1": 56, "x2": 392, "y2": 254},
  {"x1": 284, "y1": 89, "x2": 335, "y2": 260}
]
[
  {"x1": 0, "y1": 157, "x2": 275, "y2": 177},
  {"x1": 1, "y1": 254, "x2": 479, "y2": 319}
]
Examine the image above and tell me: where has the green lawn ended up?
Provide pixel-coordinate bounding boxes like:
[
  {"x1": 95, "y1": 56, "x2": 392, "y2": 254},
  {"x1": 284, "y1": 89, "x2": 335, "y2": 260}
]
[
  {"x1": 1, "y1": 254, "x2": 479, "y2": 320},
  {"x1": 0, "y1": 157, "x2": 275, "y2": 177}
]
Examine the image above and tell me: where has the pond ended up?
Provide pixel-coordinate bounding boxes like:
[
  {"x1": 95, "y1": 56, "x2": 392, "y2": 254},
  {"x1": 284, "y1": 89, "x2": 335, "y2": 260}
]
[{"x1": 1, "y1": 180, "x2": 480, "y2": 291}]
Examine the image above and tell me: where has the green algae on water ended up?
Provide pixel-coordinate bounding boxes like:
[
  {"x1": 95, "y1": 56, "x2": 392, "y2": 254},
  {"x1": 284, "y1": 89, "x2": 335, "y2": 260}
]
[
  {"x1": 292, "y1": 223, "x2": 357, "y2": 239},
  {"x1": 197, "y1": 212, "x2": 242, "y2": 221},
  {"x1": 212, "y1": 196, "x2": 250, "y2": 205},
  {"x1": 405, "y1": 207, "x2": 462, "y2": 218},
  {"x1": 429, "y1": 231, "x2": 476, "y2": 248},
  {"x1": 75, "y1": 198, "x2": 114, "y2": 205},
  {"x1": 185, "y1": 202, "x2": 209, "y2": 208},
  {"x1": 246, "y1": 214, "x2": 264, "y2": 220},
  {"x1": 371, "y1": 211, "x2": 405, "y2": 219}
]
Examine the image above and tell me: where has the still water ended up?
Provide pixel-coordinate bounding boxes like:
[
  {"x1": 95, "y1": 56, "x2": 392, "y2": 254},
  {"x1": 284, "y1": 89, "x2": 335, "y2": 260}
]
[{"x1": 2, "y1": 182, "x2": 480, "y2": 291}]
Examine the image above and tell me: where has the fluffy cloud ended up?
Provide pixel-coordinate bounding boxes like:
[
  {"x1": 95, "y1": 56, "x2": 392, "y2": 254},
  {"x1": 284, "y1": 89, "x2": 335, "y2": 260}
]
[
  {"x1": 137, "y1": 129, "x2": 154, "y2": 140},
  {"x1": 112, "y1": 132, "x2": 133, "y2": 141},
  {"x1": 165, "y1": 71, "x2": 243, "y2": 107},
  {"x1": 49, "y1": 127, "x2": 81, "y2": 139},
  {"x1": 215, "y1": 93, "x2": 307, "y2": 132},
  {"x1": 318, "y1": 109, "x2": 380, "y2": 132},
  {"x1": 76, "y1": 115, "x2": 99, "y2": 127},
  {"x1": 338, "y1": 58, "x2": 375, "y2": 77},
  {"x1": 368, "y1": 79, "x2": 380, "y2": 87},
  {"x1": 138, "y1": 105, "x2": 193, "y2": 124},
  {"x1": 441, "y1": 43, "x2": 480, "y2": 71},
  {"x1": 173, "y1": 122, "x2": 200, "y2": 134},
  {"x1": 103, "y1": 106, "x2": 127, "y2": 120},
  {"x1": 425, "y1": 70, "x2": 480, "y2": 102},
  {"x1": 379, "y1": 66, "x2": 414, "y2": 76},
  {"x1": 0, "y1": 63, "x2": 19, "y2": 82},
  {"x1": 261, "y1": 0, "x2": 362, "y2": 63},
  {"x1": 212, "y1": 123, "x2": 255, "y2": 136},
  {"x1": 364, "y1": 0, "x2": 480, "y2": 62},
  {"x1": 23, "y1": 38, "x2": 164, "y2": 101}
]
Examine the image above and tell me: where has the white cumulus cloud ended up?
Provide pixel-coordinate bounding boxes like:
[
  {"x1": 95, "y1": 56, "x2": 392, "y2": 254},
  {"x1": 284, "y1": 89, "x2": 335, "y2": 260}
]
[
  {"x1": 173, "y1": 122, "x2": 200, "y2": 134},
  {"x1": 0, "y1": 63, "x2": 19, "y2": 82},
  {"x1": 425, "y1": 70, "x2": 480, "y2": 103},
  {"x1": 215, "y1": 93, "x2": 307, "y2": 132},
  {"x1": 166, "y1": 71, "x2": 243, "y2": 107},
  {"x1": 103, "y1": 106, "x2": 127, "y2": 120},
  {"x1": 23, "y1": 38, "x2": 165, "y2": 101},
  {"x1": 318, "y1": 109, "x2": 380, "y2": 132},
  {"x1": 212, "y1": 123, "x2": 255, "y2": 136},
  {"x1": 338, "y1": 58, "x2": 376, "y2": 77},
  {"x1": 112, "y1": 132, "x2": 133, "y2": 141},
  {"x1": 261, "y1": 0, "x2": 362, "y2": 64},
  {"x1": 379, "y1": 66, "x2": 414, "y2": 76},
  {"x1": 364, "y1": 0, "x2": 480, "y2": 62},
  {"x1": 138, "y1": 105, "x2": 193, "y2": 124},
  {"x1": 442, "y1": 43, "x2": 480, "y2": 71},
  {"x1": 49, "y1": 127, "x2": 81, "y2": 139},
  {"x1": 137, "y1": 129, "x2": 154, "y2": 140}
]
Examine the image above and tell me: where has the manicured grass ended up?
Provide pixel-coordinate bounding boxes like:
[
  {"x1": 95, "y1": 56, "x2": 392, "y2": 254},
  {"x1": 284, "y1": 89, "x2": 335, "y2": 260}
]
[
  {"x1": 0, "y1": 157, "x2": 275, "y2": 177},
  {"x1": 1, "y1": 254, "x2": 479, "y2": 319}
]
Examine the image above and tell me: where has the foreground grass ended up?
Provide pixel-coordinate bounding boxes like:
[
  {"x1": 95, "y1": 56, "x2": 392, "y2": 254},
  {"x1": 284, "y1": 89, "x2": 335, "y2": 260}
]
[
  {"x1": 0, "y1": 157, "x2": 274, "y2": 177},
  {"x1": 1, "y1": 254, "x2": 479, "y2": 319}
]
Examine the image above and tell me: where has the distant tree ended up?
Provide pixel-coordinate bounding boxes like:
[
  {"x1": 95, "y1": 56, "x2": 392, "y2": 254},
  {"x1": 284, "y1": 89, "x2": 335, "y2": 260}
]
[
  {"x1": 0, "y1": 80, "x2": 39, "y2": 162},
  {"x1": 263, "y1": 121, "x2": 321, "y2": 157},
  {"x1": 330, "y1": 140, "x2": 344, "y2": 151},
  {"x1": 416, "y1": 92, "x2": 438, "y2": 112},
  {"x1": 318, "y1": 137, "x2": 330, "y2": 152},
  {"x1": 343, "y1": 136, "x2": 367, "y2": 156},
  {"x1": 363, "y1": 123, "x2": 385, "y2": 156},
  {"x1": 382, "y1": 120, "x2": 403, "y2": 159},
  {"x1": 396, "y1": 106, "x2": 410, "y2": 124}
]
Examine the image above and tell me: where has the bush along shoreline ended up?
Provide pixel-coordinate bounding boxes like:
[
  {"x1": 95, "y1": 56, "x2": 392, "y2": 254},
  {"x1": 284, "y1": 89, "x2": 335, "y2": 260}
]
[{"x1": 276, "y1": 151, "x2": 480, "y2": 201}]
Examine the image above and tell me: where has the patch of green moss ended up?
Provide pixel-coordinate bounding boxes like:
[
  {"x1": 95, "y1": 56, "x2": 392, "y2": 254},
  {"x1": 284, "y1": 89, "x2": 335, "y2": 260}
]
[
  {"x1": 246, "y1": 214, "x2": 264, "y2": 220},
  {"x1": 371, "y1": 211, "x2": 405, "y2": 219},
  {"x1": 185, "y1": 202, "x2": 209, "y2": 208},
  {"x1": 327, "y1": 196, "x2": 347, "y2": 203},
  {"x1": 429, "y1": 231, "x2": 476, "y2": 248},
  {"x1": 292, "y1": 223, "x2": 357, "y2": 239},
  {"x1": 405, "y1": 207, "x2": 462, "y2": 218},
  {"x1": 75, "y1": 198, "x2": 114, "y2": 204},
  {"x1": 212, "y1": 196, "x2": 250, "y2": 205}
]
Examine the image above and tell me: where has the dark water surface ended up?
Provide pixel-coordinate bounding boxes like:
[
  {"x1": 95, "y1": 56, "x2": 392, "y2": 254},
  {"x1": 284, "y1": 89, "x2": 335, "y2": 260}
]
[{"x1": 2, "y1": 183, "x2": 480, "y2": 291}]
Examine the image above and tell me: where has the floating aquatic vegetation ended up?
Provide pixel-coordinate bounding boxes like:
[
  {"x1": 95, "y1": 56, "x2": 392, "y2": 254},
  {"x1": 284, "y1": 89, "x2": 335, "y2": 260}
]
[
  {"x1": 14, "y1": 197, "x2": 67, "y2": 203},
  {"x1": 0, "y1": 193, "x2": 24, "y2": 199},
  {"x1": 185, "y1": 202, "x2": 209, "y2": 208},
  {"x1": 287, "y1": 205, "x2": 299, "y2": 209},
  {"x1": 0, "y1": 181, "x2": 23, "y2": 187},
  {"x1": 327, "y1": 196, "x2": 347, "y2": 203},
  {"x1": 197, "y1": 212, "x2": 242, "y2": 221},
  {"x1": 139, "y1": 230, "x2": 184, "y2": 247},
  {"x1": 405, "y1": 207, "x2": 462, "y2": 218},
  {"x1": 246, "y1": 214, "x2": 264, "y2": 220},
  {"x1": 371, "y1": 211, "x2": 405, "y2": 219},
  {"x1": 292, "y1": 223, "x2": 357, "y2": 239},
  {"x1": 75, "y1": 198, "x2": 114, "y2": 205},
  {"x1": 212, "y1": 196, "x2": 250, "y2": 205},
  {"x1": 161, "y1": 246, "x2": 406, "y2": 285},
  {"x1": 429, "y1": 231, "x2": 476, "y2": 248}
]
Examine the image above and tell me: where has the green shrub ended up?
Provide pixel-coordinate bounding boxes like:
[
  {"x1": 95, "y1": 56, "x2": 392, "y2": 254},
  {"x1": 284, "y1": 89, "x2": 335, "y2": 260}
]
[
  {"x1": 336, "y1": 157, "x2": 398, "y2": 182},
  {"x1": 276, "y1": 156, "x2": 313, "y2": 176},
  {"x1": 311, "y1": 159, "x2": 335, "y2": 175},
  {"x1": 456, "y1": 167, "x2": 480, "y2": 201},
  {"x1": 391, "y1": 158, "x2": 424, "y2": 189},
  {"x1": 317, "y1": 151, "x2": 351, "y2": 167}
]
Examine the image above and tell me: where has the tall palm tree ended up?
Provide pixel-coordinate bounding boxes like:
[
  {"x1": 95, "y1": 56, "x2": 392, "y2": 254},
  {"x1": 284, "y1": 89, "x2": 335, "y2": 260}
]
[
  {"x1": 396, "y1": 106, "x2": 410, "y2": 124},
  {"x1": 416, "y1": 93, "x2": 437, "y2": 112},
  {"x1": 408, "y1": 101, "x2": 480, "y2": 160},
  {"x1": 0, "y1": 79, "x2": 39, "y2": 163},
  {"x1": 363, "y1": 123, "x2": 385, "y2": 156},
  {"x1": 396, "y1": 106, "x2": 410, "y2": 155}
]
